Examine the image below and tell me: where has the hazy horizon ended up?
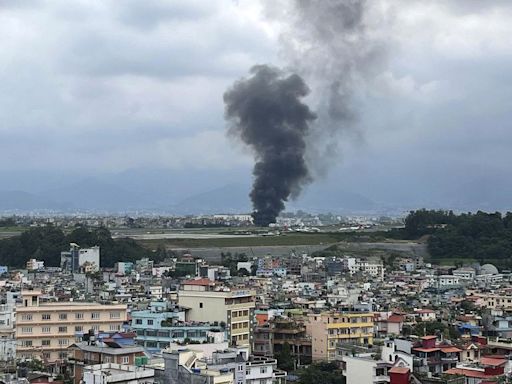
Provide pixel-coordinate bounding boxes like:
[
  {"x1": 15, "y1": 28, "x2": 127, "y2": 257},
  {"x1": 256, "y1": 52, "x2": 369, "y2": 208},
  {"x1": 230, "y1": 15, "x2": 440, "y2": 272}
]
[{"x1": 1, "y1": 1, "x2": 512, "y2": 214}]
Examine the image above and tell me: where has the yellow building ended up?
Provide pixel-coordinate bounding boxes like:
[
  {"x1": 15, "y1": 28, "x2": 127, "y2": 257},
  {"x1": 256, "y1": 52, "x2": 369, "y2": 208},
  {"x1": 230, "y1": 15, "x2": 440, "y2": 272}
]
[
  {"x1": 177, "y1": 279, "x2": 255, "y2": 351},
  {"x1": 16, "y1": 290, "x2": 127, "y2": 363},
  {"x1": 307, "y1": 312, "x2": 374, "y2": 362}
]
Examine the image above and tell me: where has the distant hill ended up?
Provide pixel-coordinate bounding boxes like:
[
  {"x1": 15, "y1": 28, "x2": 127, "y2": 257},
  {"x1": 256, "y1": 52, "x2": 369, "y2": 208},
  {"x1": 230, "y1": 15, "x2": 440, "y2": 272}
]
[
  {"x1": 172, "y1": 183, "x2": 377, "y2": 214},
  {"x1": 173, "y1": 184, "x2": 252, "y2": 214},
  {"x1": 0, "y1": 190, "x2": 65, "y2": 211},
  {"x1": 40, "y1": 178, "x2": 144, "y2": 211}
]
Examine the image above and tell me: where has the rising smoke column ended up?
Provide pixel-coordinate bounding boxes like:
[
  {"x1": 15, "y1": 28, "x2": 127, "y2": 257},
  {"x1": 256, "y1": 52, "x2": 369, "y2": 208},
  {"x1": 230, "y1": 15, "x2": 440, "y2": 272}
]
[
  {"x1": 224, "y1": 1, "x2": 386, "y2": 225},
  {"x1": 224, "y1": 65, "x2": 316, "y2": 226},
  {"x1": 283, "y1": 0, "x2": 387, "y2": 173}
]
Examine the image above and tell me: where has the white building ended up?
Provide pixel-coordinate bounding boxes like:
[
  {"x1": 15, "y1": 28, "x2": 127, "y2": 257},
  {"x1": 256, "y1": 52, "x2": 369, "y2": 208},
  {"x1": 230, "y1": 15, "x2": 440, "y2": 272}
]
[
  {"x1": 343, "y1": 356, "x2": 390, "y2": 384},
  {"x1": 381, "y1": 338, "x2": 413, "y2": 368},
  {"x1": 0, "y1": 303, "x2": 15, "y2": 361},
  {"x1": 26, "y1": 259, "x2": 44, "y2": 271},
  {"x1": 452, "y1": 267, "x2": 476, "y2": 280},
  {"x1": 437, "y1": 275, "x2": 460, "y2": 288},
  {"x1": 83, "y1": 363, "x2": 154, "y2": 384},
  {"x1": 79, "y1": 246, "x2": 100, "y2": 271},
  {"x1": 349, "y1": 259, "x2": 385, "y2": 279}
]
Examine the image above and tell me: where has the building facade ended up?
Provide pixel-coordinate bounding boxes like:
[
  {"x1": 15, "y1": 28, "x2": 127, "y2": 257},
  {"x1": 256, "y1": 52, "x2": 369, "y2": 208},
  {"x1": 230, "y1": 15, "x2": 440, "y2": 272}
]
[
  {"x1": 307, "y1": 311, "x2": 374, "y2": 362},
  {"x1": 177, "y1": 280, "x2": 256, "y2": 351},
  {"x1": 15, "y1": 290, "x2": 127, "y2": 363}
]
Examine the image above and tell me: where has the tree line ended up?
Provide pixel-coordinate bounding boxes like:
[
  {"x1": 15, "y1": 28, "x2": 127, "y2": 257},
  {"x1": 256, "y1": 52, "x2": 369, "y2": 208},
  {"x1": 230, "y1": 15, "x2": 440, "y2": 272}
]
[
  {"x1": 0, "y1": 225, "x2": 159, "y2": 268},
  {"x1": 398, "y1": 209, "x2": 512, "y2": 268}
]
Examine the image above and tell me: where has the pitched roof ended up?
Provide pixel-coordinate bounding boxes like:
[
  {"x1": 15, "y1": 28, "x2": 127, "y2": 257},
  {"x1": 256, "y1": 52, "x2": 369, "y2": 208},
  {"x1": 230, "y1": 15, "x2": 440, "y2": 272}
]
[{"x1": 480, "y1": 357, "x2": 507, "y2": 367}]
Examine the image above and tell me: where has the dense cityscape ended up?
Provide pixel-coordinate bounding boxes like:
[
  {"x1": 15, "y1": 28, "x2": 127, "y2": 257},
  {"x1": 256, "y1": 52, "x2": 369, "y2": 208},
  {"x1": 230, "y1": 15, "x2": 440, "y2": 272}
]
[
  {"x1": 2, "y1": 0, "x2": 511, "y2": 383},
  {"x1": 0, "y1": 211, "x2": 509, "y2": 383}
]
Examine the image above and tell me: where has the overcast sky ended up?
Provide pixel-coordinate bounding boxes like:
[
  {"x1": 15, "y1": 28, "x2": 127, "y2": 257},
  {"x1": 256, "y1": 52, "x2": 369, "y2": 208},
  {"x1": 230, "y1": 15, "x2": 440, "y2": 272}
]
[{"x1": 1, "y1": 0, "x2": 512, "y2": 211}]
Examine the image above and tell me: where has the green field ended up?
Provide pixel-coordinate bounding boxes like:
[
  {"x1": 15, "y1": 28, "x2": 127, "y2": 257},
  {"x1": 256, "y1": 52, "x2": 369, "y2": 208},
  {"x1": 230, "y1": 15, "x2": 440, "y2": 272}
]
[{"x1": 136, "y1": 231, "x2": 392, "y2": 249}]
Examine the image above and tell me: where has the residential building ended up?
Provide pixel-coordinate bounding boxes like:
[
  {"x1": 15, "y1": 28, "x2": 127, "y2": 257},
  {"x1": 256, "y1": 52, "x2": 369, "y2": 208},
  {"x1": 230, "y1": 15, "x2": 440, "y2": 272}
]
[
  {"x1": 15, "y1": 289, "x2": 127, "y2": 363},
  {"x1": 177, "y1": 279, "x2": 256, "y2": 351},
  {"x1": 26, "y1": 259, "x2": 44, "y2": 271},
  {"x1": 0, "y1": 303, "x2": 15, "y2": 361},
  {"x1": 253, "y1": 318, "x2": 312, "y2": 366},
  {"x1": 131, "y1": 302, "x2": 225, "y2": 353},
  {"x1": 82, "y1": 363, "x2": 154, "y2": 384},
  {"x1": 307, "y1": 311, "x2": 374, "y2": 362},
  {"x1": 68, "y1": 339, "x2": 147, "y2": 384},
  {"x1": 343, "y1": 355, "x2": 391, "y2": 384},
  {"x1": 61, "y1": 244, "x2": 100, "y2": 273}
]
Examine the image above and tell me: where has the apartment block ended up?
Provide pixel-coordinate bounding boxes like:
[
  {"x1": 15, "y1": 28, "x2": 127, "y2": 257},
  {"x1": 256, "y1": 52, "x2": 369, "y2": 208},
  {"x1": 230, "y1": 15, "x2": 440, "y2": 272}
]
[
  {"x1": 307, "y1": 311, "x2": 374, "y2": 362},
  {"x1": 15, "y1": 290, "x2": 127, "y2": 363},
  {"x1": 177, "y1": 279, "x2": 255, "y2": 351}
]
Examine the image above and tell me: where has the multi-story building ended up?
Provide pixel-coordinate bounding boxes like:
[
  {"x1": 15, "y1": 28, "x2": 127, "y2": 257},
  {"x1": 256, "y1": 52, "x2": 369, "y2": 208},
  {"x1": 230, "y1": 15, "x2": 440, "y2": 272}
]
[
  {"x1": 61, "y1": 244, "x2": 100, "y2": 273},
  {"x1": 253, "y1": 318, "x2": 312, "y2": 366},
  {"x1": 342, "y1": 355, "x2": 391, "y2": 384},
  {"x1": 177, "y1": 279, "x2": 255, "y2": 351},
  {"x1": 68, "y1": 338, "x2": 147, "y2": 384},
  {"x1": 131, "y1": 301, "x2": 225, "y2": 353},
  {"x1": 82, "y1": 363, "x2": 154, "y2": 384},
  {"x1": 15, "y1": 290, "x2": 127, "y2": 363},
  {"x1": 349, "y1": 259, "x2": 385, "y2": 279},
  {"x1": 0, "y1": 303, "x2": 15, "y2": 361},
  {"x1": 163, "y1": 347, "x2": 286, "y2": 384},
  {"x1": 26, "y1": 259, "x2": 44, "y2": 271},
  {"x1": 307, "y1": 311, "x2": 374, "y2": 362}
]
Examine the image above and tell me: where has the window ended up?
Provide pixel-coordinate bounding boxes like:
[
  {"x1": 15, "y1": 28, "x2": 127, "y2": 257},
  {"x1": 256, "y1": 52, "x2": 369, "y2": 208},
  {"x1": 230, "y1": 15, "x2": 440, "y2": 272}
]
[
  {"x1": 42, "y1": 352, "x2": 51, "y2": 360},
  {"x1": 42, "y1": 340, "x2": 51, "y2": 346},
  {"x1": 260, "y1": 367, "x2": 267, "y2": 374},
  {"x1": 59, "y1": 352, "x2": 68, "y2": 359},
  {"x1": 147, "y1": 320, "x2": 153, "y2": 325},
  {"x1": 21, "y1": 340, "x2": 33, "y2": 347},
  {"x1": 58, "y1": 339, "x2": 68, "y2": 346},
  {"x1": 110, "y1": 312, "x2": 120, "y2": 319},
  {"x1": 42, "y1": 314, "x2": 51, "y2": 321},
  {"x1": 92, "y1": 325, "x2": 100, "y2": 331},
  {"x1": 135, "y1": 319, "x2": 142, "y2": 325},
  {"x1": 110, "y1": 324, "x2": 120, "y2": 331},
  {"x1": 21, "y1": 327, "x2": 32, "y2": 334},
  {"x1": 59, "y1": 313, "x2": 68, "y2": 320},
  {"x1": 42, "y1": 327, "x2": 50, "y2": 333},
  {"x1": 91, "y1": 312, "x2": 100, "y2": 320},
  {"x1": 199, "y1": 302, "x2": 203, "y2": 309},
  {"x1": 121, "y1": 356, "x2": 129, "y2": 364},
  {"x1": 21, "y1": 314, "x2": 32, "y2": 321},
  {"x1": 75, "y1": 326, "x2": 83, "y2": 332},
  {"x1": 104, "y1": 356, "x2": 112, "y2": 363},
  {"x1": 58, "y1": 326, "x2": 67, "y2": 333},
  {"x1": 75, "y1": 313, "x2": 84, "y2": 320},
  {"x1": 243, "y1": 310, "x2": 248, "y2": 316}
]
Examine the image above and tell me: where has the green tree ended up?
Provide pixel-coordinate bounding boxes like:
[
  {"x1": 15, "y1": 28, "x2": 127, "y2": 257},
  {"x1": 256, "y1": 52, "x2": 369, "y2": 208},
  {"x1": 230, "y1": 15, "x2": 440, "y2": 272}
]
[{"x1": 275, "y1": 342, "x2": 295, "y2": 372}]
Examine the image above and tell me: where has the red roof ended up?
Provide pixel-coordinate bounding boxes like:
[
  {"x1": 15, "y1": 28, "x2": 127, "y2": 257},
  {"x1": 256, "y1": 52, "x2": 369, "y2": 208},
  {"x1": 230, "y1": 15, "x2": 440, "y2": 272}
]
[
  {"x1": 445, "y1": 368, "x2": 496, "y2": 379},
  {"x1": 181, "y1": 278, "x2": 211, "y2": 286},
  {"x1": 441, "y1": 346, "x2": 462, "y2": 353},
  {"x1": 480, "y1": 357, "x2": 507, "y2": 367},
  {"x1": 421, "y1": 335, "x2": 437, "y2": 340},
  {"x1": 387, "y1": 315, "x2": 404, "y2": 323}
]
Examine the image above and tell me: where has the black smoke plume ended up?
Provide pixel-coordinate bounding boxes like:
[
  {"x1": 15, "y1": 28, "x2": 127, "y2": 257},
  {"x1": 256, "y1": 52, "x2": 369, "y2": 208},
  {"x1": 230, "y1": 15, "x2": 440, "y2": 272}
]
[{"x1": 224, "y1": 65, "x2": 316, "y2": 226}]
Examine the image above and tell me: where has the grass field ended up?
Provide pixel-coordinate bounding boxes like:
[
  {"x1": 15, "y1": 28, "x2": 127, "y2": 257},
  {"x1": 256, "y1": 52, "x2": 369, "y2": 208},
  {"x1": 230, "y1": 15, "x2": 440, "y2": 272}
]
[{"x1": 135, "y1": 231, "x2": 399, "y2": 249}]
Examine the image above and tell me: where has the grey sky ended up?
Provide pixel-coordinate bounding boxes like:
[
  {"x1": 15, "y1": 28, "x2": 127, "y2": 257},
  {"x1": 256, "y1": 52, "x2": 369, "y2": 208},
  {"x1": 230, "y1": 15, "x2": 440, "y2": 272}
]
[{"x1": 1, "y1": 0, "x2": 512, "y2": 212}]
